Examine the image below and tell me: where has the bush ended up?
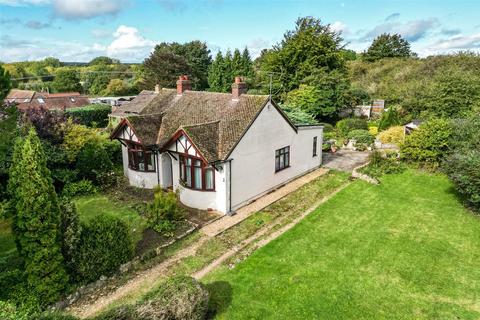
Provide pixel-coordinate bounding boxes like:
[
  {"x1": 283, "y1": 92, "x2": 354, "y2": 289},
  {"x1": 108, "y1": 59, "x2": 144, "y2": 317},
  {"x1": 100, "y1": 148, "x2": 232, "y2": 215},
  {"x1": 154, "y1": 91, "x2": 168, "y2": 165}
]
[
  {"x1": 348, "y1": 129, "x2": 374, "y2": 145},
  {"x1": 76, "y1": 142, "x2": 114, "y2": 187},
  {"x1": 378, "y1": 126, "x2": 405, "y2": 145},
  {"x1": 73, "y1": 215, "x2": 134, "y2": 283},
  {"x1": 62, "y1": 180, "x2": 98, "y2": 198},
  {"x1": 319, "y1": 123, "x2": 334, "y2": 133},
  {"x1": 95, "y1": 276, "x2": 209, "y2": 320},
  {"x1": 59, "y1": 198, "x2": 81, "y2": 276},
  {"x1": 443, "y1": 150, "x2": 480, "y2": 212},
  {"x1": 336, "y1": 118, "x2": 368, "y2": 137},
  {"x1": 145, "y1": 189, "x2": 184, "y2": 236},
  {"x1": 62, "y1": 121, "x2": 103, "y2": 162},
  {"x1": 0, "y1": 301, "x2": 31, "y2": 320},
  {"x1": 368, "y1": 126, "x2": 378, "y2": 136},
  {"x1": 65, "y1": 104, "x2": 112, "y2": 128},
  {"x1": 400, "y1": 119, "x2": 452, "y2": 167},
  {"x1": 137, "y1": 276, "x2": 209, "y2": 320},
  {"x1": 378, "y1": 106, "x2": 402, "y2": 131},
  {"x1": 360, "y1": 150, "x2": 406, "y2": 178}
]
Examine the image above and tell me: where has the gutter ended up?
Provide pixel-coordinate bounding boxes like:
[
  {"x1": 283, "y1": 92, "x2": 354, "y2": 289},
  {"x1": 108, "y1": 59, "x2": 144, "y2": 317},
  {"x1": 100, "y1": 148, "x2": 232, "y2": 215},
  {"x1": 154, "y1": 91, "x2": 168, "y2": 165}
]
[{"x1": 226, "y1": 158, "x2": 235, "y2": 215}]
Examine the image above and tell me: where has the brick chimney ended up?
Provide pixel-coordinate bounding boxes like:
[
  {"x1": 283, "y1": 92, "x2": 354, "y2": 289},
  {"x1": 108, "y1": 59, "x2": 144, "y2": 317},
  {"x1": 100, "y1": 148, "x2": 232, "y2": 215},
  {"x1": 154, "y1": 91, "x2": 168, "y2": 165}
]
[
  {"x1": 232, "y1": 76, "x2": 247, "y2": 100},
  {"x1": 176, "y1": 75, "x2": 191, "y2": 95},
  {"x1": 154, "y1": 84, "x2": 160, "y2": 93}
]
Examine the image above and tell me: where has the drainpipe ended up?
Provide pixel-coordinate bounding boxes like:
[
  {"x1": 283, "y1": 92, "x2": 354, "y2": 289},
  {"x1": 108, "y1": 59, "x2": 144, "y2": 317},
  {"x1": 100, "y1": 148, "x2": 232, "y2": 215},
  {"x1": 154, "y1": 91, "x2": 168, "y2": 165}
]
[
  {"x1": 226, "y1": 158, "x2": 234, "y2": 215},
  {"x1": 153, "y1": 146, "x2": 160, "y2": 187}
]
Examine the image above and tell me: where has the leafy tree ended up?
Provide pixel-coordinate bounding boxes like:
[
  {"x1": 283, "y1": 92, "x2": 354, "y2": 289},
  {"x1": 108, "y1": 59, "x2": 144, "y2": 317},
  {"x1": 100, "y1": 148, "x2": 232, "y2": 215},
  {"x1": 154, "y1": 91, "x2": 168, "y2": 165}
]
[
  {"x1": 0, "y1": 64, "x2": 12, "y2": 100},
  {"x1": 259, "y1": 16, "x2": 345, "y2": 98},
  {"x1": 76, "y1": 141, "x2": 114, "y2": 187},
  {"x1": 7, "y1": 128, "x2": 68, "y2": 305},
  {"x1": 83, "y1": 66, "x2": 112, "y2": 95},
  {"x1": 23, "y1": 106, "x2": 68, "y2": 144},
  {"x1": 52, "y1": 69, "x2": 82, "y2": 93},
  {"x1": 364, "y1": 33, "x2": 414, "y2": 62},
  {"x1": 89, "y1": 56, "x2": 119, "y2": 66},
  {"x1": 43, "y1": 57, "x2": 63, "y2": 68},
  {"x1": 143, "y1": 41, "x2": 211, "y2": 90},
  {"x1": 58, "y1": 197, "x2": 81, "y2": 276},
  {"x1": 0, "y1": 105, "x2": 19, "y2": 199},
  {"x1": 280, "y1": 103, "x2": 318, "y2": 125},
  {"x1": 103, "y1": 78, "x2": 129, "y2": 96}
]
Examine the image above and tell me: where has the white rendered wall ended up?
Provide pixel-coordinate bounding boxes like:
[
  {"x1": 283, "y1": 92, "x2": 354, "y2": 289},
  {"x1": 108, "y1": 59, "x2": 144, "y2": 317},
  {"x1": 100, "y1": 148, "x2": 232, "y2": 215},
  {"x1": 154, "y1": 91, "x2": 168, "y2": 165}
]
[
  {"x1": 121, "y1": 144, "x2": 160, "y2": 189},
  {"x1": 229, "y1": 102, "x2": 323, "y2": 211}
]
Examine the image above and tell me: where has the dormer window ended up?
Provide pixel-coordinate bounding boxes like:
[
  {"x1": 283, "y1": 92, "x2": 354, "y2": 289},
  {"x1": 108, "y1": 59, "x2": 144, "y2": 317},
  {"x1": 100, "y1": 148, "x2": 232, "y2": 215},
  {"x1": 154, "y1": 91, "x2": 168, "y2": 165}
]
[{"x1": 126, "y1": 142, "x2": 155, "y2": 172}]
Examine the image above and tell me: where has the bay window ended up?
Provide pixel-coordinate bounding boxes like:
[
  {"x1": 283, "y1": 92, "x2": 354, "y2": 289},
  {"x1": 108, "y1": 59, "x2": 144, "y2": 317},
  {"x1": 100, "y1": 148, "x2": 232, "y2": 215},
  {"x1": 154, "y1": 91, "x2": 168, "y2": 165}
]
[
  {"x1": 179, "y1": 155, "x2": 215, "y2": 191},
  {"x1": 127, "y1": 143, "x2": 155, "y2": 172}
]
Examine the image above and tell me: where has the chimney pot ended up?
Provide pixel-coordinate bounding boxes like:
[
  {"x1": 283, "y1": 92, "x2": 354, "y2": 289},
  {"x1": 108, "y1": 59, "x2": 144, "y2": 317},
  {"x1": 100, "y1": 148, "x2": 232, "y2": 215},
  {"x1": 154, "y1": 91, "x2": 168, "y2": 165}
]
[
  {"x1": 231, "y1": 76, "x2": 247, "y2": 100},
  {"x1": 176, "y1": 75, "x2": 192, "y2": 95}
]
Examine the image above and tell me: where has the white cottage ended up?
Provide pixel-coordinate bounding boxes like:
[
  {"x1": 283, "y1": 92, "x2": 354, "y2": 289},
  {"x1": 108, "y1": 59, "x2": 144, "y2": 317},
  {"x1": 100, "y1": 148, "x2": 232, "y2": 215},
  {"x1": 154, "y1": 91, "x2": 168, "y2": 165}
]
[{"x1": 110, "y1": 76, "x2": 323, "y2": 214}]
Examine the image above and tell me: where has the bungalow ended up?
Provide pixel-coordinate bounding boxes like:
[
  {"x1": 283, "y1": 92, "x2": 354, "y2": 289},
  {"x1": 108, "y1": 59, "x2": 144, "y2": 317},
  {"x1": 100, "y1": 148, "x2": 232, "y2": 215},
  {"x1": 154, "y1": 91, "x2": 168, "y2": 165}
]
[
  {"x1": 5, "y1": 89, "x2": 90, "y2": 110},
  {"x1": 110, "y1": 76, "x2": 323, "y2": 214}
]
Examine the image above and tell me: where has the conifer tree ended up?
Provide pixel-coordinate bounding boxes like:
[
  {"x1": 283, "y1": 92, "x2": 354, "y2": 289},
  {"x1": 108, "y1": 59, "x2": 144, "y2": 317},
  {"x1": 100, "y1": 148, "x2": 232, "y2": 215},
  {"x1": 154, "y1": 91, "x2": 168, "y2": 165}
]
[
  {"x1": 240, "y1": 47, "x2": 254, "y2": 78},
  {"x1": 207, "y1": 52, "x2": 226, "y2": 92},
  {"x1": 8, "y1": 128, "x2": 68, "y2": 306}
]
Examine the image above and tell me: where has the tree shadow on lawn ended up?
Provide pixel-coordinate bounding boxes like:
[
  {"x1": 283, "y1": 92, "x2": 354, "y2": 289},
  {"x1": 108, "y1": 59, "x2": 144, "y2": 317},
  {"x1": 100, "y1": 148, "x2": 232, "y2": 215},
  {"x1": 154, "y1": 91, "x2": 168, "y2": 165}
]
[{"x1": 205, "y1": 281, "x2": 233, "y2": 319}]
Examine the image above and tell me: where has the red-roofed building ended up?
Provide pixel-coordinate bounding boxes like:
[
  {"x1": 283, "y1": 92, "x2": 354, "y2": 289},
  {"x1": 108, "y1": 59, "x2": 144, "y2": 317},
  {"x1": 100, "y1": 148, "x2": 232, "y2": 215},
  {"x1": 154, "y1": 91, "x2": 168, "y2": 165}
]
[{"x1": 5, "y1": 89, "x2": 90, "y2": 110}]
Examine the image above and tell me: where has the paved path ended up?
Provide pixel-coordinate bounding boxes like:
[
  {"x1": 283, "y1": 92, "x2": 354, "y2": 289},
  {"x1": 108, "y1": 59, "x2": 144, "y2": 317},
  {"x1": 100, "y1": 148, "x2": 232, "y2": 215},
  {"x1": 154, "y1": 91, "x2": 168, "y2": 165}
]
[
  {"x1": 201, "y1": 167, "x2": 329, "y2": 237},
  {"x1": 322, "y1": 150, "x2": 370, "y2": 172}
]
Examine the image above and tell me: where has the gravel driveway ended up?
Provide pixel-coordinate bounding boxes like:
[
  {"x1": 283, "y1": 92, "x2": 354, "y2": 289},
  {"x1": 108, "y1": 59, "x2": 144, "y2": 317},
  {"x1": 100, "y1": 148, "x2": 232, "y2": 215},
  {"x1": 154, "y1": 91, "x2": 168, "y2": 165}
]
[{"x1": 322, "y1": 149, "x2": 370, "y2": 172}]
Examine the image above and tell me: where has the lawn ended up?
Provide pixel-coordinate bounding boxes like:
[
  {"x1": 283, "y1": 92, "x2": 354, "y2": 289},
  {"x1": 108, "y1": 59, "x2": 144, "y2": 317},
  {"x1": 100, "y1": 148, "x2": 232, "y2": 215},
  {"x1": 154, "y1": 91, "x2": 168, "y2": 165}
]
[
  {"x1": 204, "y1": 170, "x2": 480, "y2": 319},
  {"x1": 74, "y1": 195, "x2": 147, "y2": 244}
]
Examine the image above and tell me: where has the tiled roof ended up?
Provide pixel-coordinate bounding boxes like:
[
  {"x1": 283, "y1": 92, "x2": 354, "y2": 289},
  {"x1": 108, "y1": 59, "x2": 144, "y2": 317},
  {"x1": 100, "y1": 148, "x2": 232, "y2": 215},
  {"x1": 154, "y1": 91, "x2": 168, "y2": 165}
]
[
  {"x1": 110, "y1": 90, "x2": 159, "y2": 116},
  {"x1": 115, "y1": 88, "x2": 270, "y2": 162},
  {"x1": 126, "y1": 114, "x2": 163, "y2": 146},
  {"x1": 6, "y1": 90, "x2": 90, "y2": 110}
]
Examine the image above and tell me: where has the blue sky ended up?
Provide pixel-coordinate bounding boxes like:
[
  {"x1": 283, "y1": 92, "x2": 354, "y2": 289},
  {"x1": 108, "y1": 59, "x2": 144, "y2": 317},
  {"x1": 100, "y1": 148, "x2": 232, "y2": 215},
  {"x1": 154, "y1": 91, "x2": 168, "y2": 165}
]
[{"x1": 1, "y1": 0, "x2": 479, "y2": 62}]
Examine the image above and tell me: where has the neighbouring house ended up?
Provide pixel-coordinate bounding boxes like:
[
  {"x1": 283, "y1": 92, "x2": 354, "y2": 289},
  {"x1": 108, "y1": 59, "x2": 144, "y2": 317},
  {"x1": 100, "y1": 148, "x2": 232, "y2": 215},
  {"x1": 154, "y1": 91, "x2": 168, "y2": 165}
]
[
  {"x1": 5, "y1": 89, "x2": 90, "y2": 110},
  {"x1": 110, "y1": 76, "x2": 323, "y2": 214},
  {"x1": 352, "y1": 100, "x2": 385, "y2": 118}
]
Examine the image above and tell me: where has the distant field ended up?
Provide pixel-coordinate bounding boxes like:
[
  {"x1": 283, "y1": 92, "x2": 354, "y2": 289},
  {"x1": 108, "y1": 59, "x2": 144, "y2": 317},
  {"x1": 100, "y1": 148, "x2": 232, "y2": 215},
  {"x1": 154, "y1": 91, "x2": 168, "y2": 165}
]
[{"x1": 204, "y1": 170, "x2": 480, "y2": 319}]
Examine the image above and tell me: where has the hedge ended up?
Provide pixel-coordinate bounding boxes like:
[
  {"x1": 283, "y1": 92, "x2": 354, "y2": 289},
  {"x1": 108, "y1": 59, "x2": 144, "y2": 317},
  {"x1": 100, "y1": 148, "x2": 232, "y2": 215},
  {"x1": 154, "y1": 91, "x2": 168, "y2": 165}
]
[
  {"x1": 65, "y1": 104, "x2": 112, "y2": 128},
  {"x1": 336, "y1": 118, "x2": 368, "y2": 137},
  {"x1": 73, "y1": 215, "x2": 134, "y2": 283}
]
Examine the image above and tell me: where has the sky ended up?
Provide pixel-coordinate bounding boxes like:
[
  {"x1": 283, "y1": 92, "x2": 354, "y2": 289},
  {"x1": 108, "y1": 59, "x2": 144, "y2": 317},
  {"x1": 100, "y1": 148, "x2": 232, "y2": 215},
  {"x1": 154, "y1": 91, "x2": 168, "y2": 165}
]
[{"x1": 0, "y1": 0, "x2": 479, "y2": 63}]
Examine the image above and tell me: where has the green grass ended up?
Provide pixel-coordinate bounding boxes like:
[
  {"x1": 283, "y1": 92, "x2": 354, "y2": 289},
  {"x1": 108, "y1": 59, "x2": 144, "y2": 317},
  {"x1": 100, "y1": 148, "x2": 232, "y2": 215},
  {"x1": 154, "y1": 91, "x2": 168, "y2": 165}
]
[
  {"x1": 204, "y1": 170, "x2": 480, "y2": 319},
  {"x1": 75, "y1": 195, "x2": 147, "y2": 244}
]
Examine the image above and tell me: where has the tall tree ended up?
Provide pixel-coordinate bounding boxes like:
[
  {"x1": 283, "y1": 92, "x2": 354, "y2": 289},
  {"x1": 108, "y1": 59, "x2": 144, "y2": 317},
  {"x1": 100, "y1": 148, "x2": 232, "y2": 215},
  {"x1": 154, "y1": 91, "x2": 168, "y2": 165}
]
[
  {"x1": 143, "y1": 41, "x2": 211, "y2": 90},
  {"x1": 208, "y1": 52, "x2": 227, "y2": 92},
  {"x1": 259, "y1": 17, "x2": 346, "y2": 98},
  {"x1": 364, "y1": 33, "x2": 414, "y2": 62},
  {"x1": 8, "y1": 128, "x2": 68, "y2": 305},
  {"x1": 52, "y1": 69, "x2": 82, "y2": 93},
  {"x1": 0, "y1": 64, "x2": 12, "y2": 100},
  {"x1": 240, "y1": 47, "x2": 254, "y2": 78}
]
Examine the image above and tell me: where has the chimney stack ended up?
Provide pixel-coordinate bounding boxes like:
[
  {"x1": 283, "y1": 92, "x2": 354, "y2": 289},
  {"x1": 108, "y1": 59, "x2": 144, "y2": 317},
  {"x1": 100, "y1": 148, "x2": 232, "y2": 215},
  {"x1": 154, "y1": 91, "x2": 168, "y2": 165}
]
[
  {"x1": 176, "y1": 75, "x2": 191, "y2": 95},
  {"x1": 154, "y1": 84, "x2": 160, "y2": 93},
  {"x1": 232, "y1": 76, "x2": 247, "y2": 100}
]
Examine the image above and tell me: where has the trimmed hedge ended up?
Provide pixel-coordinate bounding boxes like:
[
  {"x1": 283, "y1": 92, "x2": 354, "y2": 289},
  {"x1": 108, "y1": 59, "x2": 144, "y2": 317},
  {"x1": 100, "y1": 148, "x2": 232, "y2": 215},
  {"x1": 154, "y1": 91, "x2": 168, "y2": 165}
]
[
  {"x1": 65, "y1": 104, "x2": 112, "y2": 128},
  {"x1": 94, "y1": 276, "x2": 209, "y2": 320},
  {"x1": 336, "y1": 118, "x2": 368, "y2": 137},
  {"x1": 348, "y1": 129, "x2": 374, "y2": 145},
  {"x1": 73, "y1": 215, "x2": 134, "y2": 283}
]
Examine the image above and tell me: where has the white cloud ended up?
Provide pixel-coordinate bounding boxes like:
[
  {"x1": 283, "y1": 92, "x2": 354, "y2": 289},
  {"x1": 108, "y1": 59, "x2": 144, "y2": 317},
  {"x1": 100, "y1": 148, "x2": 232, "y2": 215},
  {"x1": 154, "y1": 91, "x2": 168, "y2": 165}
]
[
  {"x1": 52, "y1": 0, "x2": 128, "y2": 19},
  {"x1": 330, "y1": 21, "x2": 349, "y2": 34},
  {"x1": 246, "y1": 38, "x2": 271, "y2": 59},
  {"x1": 0, "y1": 25, "x2": 156, "y2": 62},
  {"x1": 425, "y1": 33, "x2": 480, "y2": 52},
  {"x1": 0, "y1": 0, "x2": 49, "y2": 6},
  {"x1": 361, "y1": 18, "x2": 439, "y2": 42},
  {"x1": 106, "y1": 25, "x2": 155, "y2": 61}
]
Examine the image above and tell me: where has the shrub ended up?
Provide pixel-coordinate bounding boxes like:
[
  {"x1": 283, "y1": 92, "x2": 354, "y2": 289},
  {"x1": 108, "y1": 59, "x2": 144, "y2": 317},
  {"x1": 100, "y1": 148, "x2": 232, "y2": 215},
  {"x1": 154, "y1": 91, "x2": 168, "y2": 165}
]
[
  {"x1": 336, "y1": 118, "x2": 368, "y2": 137},
  {"x1": 94, "y1": 276, "x2": 209, "y2": 320},
  {"x1": 378, "y1": 106, "x2": 401, "y2": 131},
  {"x1": 378, "y1": 126, "x2": 405, "y2": 145},
  {"x1": 137, "y1": 276, "x2": 209, "y2": 320},
  {"x1": 400, "y1": 119, "x2": 452, "y2": 167},
  {"x1": 73, "y1": 215, "x2": 134, "y2": 283},
  {"x1": 145, "y1": 189, "x2": 184, "y2": 235},
  {"x1": 62, "y1": 121, "x2": 102, "y2": 162},
  {"x1": 368, "y1": 126, "x2": 378, "y2": 136},
  {"x1": 61, "y1": 180, "x2": 98, "y2": 198},
  {"x1": 443, "y1": 150, "x2": 480, "y2": 212},
  {"x1": 319, "y1": 123, "x2": 334, "y2": 133},
  {"x1": 0, "y1": 301, "x2": 31, "y2": 320},
  {"x1": 102, "y1": 138, "x2": 122, "y2": 165},
  {"x1": 347, "y1": 129, "x2": 374, "y2": 145},
  {"x1": 65, "y1": 104, "x2": 112, "y2": 128},
  {"x1": 76, "y1": 141, "x2": 114, "y2": 187},
  {"x1": 360, "y1": 150, "x2": 406, "y2": 178}
]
